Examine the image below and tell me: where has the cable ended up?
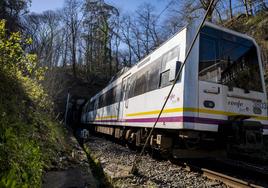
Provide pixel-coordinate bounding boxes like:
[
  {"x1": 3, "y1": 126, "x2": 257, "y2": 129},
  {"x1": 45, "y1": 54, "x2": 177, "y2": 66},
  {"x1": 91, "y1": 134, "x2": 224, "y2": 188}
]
[
  {"x1": 154, "y1": 0, "x2": 176, "y2": 22},
  {"x1": 130, "y1": 0, "x2": 218, "y2": 174}
]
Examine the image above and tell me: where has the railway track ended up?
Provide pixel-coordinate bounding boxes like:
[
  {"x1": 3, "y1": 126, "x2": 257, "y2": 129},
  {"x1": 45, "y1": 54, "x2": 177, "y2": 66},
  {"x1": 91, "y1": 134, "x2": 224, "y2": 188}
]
[
  {"x1": 84, "y1": 134, "x2": 268, "y2": 187},
  {"x1": 179, "y1": 160, "x2": 266, "y2": 188},
  {"x1": 202, "y1": 169, "x2": 262, "y2": 188},
  {"x1": 173, "y1": 157, "x2": 268, "y2": 188}
]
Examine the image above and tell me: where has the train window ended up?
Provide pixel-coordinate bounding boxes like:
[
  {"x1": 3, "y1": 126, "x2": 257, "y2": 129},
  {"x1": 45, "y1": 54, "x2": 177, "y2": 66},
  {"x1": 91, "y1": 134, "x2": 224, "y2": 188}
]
[
  {"x1": 112, "y1": 87, "x2": 116, "y2": 103},
  {"x1": 199, "y1": 26, "x2": 263, "y2": 92},
  {"x1": 115, "y1": 85, "x2": 121, "y2": 102},
  {"x1": 161, "y1": 53, "x2": 168, "y2": 72},
  {"x1": 128, "y1": 76, "x2": 136, "y2": 99},
  {"x1": 199, "y1": 36, "x2": 219, "y2": 82},
  {"x1": 126, "y1": 47, "x2": 180, "y2": 99},
  {"x1": 89, "y1": 99, "x2": 95, "y2": 111},
  {"x1": 120, "y1": 84, "x2": 124, "y2": 101},
  {"x1": 159, "y1": 70, "x2": 171, "y2": 88},
  {"x1": 200, "y1": 37, "x2": 217, "y2": 65},
  {"x1": 99, "y1": 94, "x2": 104, "y2": 108},
  {"x1": 148, "y1": 64, "x2": 160, "y2": 91},
  {"x1": 100, "y1": 95, "x2": 104, "y2": 107},
  {"x1": 96, "y1": 85, "x2": 121, "y2": 108},
  {"x1": 103, "y1": 93, "x2": 107, "y2": 107},
  {"x1": 134, "y1": 72, "x2": 148, "y2": 96},
  {"x1": 105, "y1": 90, "x2": 110, "y2": 106},
  {"x1": 160, "y1": 46, "x2": 180, "y2": 73},
  {"x1": 94, "y1": 98, "x2": 99, "y2": 110},
  {"x1": 124, "y1": 78, "x2": 131, "y2": 100},
  {"x1": 109, "y1": 89, "x2": 113, "y2": 105}
]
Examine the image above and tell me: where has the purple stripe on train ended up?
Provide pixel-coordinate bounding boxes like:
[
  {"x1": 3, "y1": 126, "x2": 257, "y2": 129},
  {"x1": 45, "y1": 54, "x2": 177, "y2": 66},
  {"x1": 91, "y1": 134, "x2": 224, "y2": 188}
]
[
  {"x1": 93, "y1": 116, "x2": 268, "y2": 129},
  {"x1": 125, "y1": 116, "x2": 224, "y2": 124}
]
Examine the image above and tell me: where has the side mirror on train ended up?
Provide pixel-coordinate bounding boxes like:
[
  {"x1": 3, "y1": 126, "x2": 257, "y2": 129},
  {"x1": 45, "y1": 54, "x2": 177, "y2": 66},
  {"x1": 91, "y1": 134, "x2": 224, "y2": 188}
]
[{"x1": 169, "y1": 61, "x2": 182, "y2": 81}]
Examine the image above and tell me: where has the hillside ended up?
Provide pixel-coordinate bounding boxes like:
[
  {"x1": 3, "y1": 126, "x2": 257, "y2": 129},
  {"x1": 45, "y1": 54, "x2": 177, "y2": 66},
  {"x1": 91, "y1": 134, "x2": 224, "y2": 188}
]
[
  {"x1": 0, "y1": 21, "x2": 75, "y2": 187},
  {"x1": 224, "y1": 11, "x2": 268, "y2": 89}
]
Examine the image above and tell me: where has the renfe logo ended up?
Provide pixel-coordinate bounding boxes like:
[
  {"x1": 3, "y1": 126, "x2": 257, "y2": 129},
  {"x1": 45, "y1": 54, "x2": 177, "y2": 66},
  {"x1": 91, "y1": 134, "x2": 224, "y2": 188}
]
[
  {"x1": 228, "y1": 100, "x2": 243, "y2": 108},
  {"x1": 228, "y1": 100, "x2": 250, "y2": 112}
]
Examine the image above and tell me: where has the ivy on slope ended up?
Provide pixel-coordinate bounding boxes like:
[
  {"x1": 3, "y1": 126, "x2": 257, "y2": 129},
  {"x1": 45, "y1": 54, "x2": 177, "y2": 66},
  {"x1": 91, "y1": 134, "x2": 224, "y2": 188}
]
[{"x1": 0, "y1": 20, "x2": 68, "y2": 187}]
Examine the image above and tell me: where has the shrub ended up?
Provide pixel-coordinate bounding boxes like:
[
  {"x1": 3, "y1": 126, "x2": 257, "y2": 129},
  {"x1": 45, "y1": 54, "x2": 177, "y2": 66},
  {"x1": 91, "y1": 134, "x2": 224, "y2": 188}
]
[{"x1": 0, "y1": 19, "x2": 66, "y2": 187}]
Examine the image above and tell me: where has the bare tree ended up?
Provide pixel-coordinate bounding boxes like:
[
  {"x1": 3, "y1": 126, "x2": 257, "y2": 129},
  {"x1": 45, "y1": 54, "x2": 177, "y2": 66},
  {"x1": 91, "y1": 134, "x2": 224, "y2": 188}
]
[
  {"x1": 62, "y1": 0, "x2": 82, "y2": 77},
  {"x1": 199, "y1": 0, "x2": 218, "y2": 21},
  {"x1": 24, "y1": 11, "x2": 62, "y2": 67},
  {"x1": 120, "y1": 14, "x2": 134, "y2": 64},
  {"x1": 120, "y1": 3, "x2": 163, "y2": 64},
  {"x1": 229, "y1": 0, "x2": 233, "y2": 18}
]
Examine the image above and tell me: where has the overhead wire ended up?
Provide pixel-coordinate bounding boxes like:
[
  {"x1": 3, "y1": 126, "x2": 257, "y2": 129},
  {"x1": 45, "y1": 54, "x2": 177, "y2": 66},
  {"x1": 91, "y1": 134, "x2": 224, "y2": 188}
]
[{"x1": 130, "y1": 0, "x2": 218, "y2": 174}]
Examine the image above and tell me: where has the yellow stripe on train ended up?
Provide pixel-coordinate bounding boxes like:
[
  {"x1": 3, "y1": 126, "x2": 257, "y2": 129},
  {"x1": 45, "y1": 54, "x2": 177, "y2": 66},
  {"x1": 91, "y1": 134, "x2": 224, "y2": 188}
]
[{"x1": 126, "y1": 107, "x2": 268, "y2": 120}]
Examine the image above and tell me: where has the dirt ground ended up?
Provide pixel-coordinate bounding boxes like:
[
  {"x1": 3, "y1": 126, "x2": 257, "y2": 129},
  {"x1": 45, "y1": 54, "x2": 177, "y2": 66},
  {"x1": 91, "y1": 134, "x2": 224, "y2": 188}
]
[
  {"x1": 41, "y1": 131, "x2": 98, "y2": 188},
  {"x1": 42, "y1": 166, "x2": 97, "y2": 188}
]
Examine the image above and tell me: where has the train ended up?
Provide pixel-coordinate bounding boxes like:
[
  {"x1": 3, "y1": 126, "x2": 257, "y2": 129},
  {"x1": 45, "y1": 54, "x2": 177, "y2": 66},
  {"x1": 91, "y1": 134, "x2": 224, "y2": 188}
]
[{"x1": 80, "y1": 22, "x2": 268, "y2": 160}]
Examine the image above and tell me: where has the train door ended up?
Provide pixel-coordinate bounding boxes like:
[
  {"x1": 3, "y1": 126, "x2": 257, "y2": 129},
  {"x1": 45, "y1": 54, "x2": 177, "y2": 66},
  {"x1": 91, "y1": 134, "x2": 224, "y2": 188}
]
[
  {"x1": 198, "y1": 32, "x2": 225, "y2": 130},
  {"x1": 118, "y1": 74, "x2": 130, "y2": 121}
]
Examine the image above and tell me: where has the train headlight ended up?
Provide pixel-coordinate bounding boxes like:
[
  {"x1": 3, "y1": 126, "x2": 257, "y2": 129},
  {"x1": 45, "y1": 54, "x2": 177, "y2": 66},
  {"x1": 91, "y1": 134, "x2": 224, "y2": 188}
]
[{"x1": 203, "y1": 100, "x2": 215, "y2": 108}]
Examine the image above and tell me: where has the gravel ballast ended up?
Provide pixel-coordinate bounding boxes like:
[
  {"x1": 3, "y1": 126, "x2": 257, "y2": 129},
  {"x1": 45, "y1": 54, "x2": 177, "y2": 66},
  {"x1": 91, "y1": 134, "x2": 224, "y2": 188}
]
[{"x1": 85, "y1": 135, "x2": 226, "y2": 188}]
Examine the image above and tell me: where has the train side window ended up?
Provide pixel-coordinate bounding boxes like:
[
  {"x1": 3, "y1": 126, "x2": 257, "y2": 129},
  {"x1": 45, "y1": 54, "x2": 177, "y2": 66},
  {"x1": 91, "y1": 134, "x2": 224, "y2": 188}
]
[
  {"x1": 115, "y1": 85, "x2": 121, "y2": 102},
  {"x1": 134, "y1": 72, "x2": 148, "y2": 96},
  {"x1": 125, "y1": 78, "x2": 131, "y2": 100},
  {"x1": 94, "y1": 98, "x2": 98, "y2": 110},
  {"x1": 102, "y1": 95, "x2": 105, "y2": 107},
  {"x1": 161, "y1": 53, "x2": 168, "y2": 72},
  {"x1": 112, "y1": 87, "x2": 116, "y2": 104},
  {"x1": 106, "y1": 90, "x2": 110, "y2": 106},
  {"x1": 89, "y1": 99, "x2": 95, "y2": 111},
  {"x1": 159, "y1": 70, "x2": 171, "y2": 88},
  {"x1": 99, "y1": 94, "x2": 104, "y2": 108},
  {"x1": 128, "y1": 76, "x2": 136, "y2": 99},
  {"x1": 108, "y1": 88, "x2": 113, "y2": 106},
  {"x1": 105, "y1": 90, "x2": 112, "y2": 106},
  {"x1": 148, "y1": 66, "x2": 160, "y2": 91}
]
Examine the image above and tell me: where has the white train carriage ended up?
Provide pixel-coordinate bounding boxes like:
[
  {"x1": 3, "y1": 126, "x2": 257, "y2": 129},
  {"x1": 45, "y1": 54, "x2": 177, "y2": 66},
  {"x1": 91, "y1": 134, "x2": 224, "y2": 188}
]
[{"x1": 81, "y1": 22, "x2": 268, "y2": 157}]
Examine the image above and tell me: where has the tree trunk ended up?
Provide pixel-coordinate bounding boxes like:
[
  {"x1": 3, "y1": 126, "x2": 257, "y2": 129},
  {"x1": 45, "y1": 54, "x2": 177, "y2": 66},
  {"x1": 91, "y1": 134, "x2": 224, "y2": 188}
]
[
  {"x1": 248, "y1": 0, "x2": 254, "y2": 15},
  {"x1": 243, "y1": 0, "x2": 250, "y2": 17},
  {"x1": 229, "y1": 0, "x2": 233, "y2": 19},
  {"x1": 108, "y1": 42, "x2": 112, "y2": 78},
  {"x1": 71, "y1": 19, "x2": 77, "y2": 78}
]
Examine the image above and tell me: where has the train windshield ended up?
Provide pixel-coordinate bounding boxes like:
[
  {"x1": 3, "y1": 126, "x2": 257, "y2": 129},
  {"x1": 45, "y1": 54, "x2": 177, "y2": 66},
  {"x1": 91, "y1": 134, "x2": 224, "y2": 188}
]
[{"x1": 199, "y1": 26, "x2": 263, "y2": 92}]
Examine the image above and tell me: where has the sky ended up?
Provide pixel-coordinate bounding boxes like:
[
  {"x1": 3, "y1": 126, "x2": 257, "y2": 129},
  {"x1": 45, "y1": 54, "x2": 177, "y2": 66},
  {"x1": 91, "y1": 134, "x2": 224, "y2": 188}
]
[{"x1": 30, "y1": 0, "x2": 169, "y2": 14}]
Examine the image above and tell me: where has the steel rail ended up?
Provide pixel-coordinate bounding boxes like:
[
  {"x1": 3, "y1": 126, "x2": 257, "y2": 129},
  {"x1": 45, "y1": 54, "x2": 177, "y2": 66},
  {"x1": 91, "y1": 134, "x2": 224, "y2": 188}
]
[
  {"x1": 202, "y1": 168, "x2": 263, "y2": 188},
  {"x1": 181, "y1": 161, "x2": 265, "y2": 188}
]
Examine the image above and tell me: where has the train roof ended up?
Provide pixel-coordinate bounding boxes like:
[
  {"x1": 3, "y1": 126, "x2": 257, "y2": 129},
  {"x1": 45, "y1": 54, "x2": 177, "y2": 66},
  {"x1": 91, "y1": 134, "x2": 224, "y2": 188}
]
[{"x1": 89, "y1": 21, "x2": 257, "y2": 102}]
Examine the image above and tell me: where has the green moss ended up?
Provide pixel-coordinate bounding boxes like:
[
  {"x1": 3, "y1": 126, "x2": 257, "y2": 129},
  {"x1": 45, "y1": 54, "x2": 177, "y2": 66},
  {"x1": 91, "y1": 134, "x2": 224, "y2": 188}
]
[{"x1": 83, "y1": 145, "x2": 112, "y2": 188}]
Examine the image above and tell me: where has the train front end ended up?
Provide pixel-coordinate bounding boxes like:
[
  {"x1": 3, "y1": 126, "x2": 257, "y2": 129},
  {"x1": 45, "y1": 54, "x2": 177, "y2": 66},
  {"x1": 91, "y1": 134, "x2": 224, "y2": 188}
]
[{"x1": 193, "y1": 23, "x2": 268, "y2": 159}]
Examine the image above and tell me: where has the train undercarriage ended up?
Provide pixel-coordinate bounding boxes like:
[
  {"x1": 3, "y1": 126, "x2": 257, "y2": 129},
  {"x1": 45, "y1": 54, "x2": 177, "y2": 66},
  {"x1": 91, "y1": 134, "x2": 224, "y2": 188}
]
[{"x1": 81, "y1": 121, "x2": 268, "y2": 163}]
